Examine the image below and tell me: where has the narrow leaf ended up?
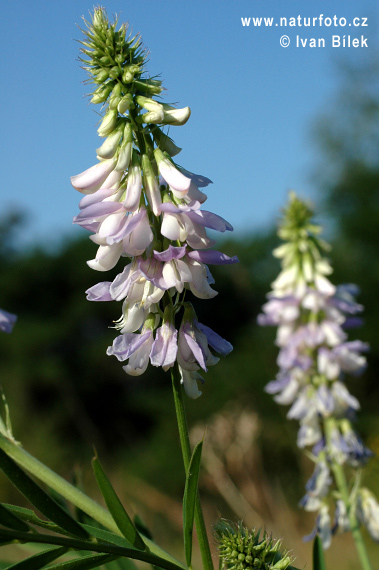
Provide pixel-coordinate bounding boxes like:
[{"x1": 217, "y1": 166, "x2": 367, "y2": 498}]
[
  {"x1": 46, "y1": 554, "x2": 118, "y2": 570},
  {"x1": 0, "y1": 528, "x2": 187, "y2": 570},
  {"x1": 312, "y1": 536, "x2": 327, "y2": 570},
  {"x1": 0, "y1": 503, "x2": 30, "y2": 531},
  {"x1": 81, "y1": 524, "x2": 134, "y2": 549},
  {"x1": 3, "y1": 504, "x2": 64, "y2": 533},
  {"x1": 5, "y1": 547, "x2": 68, "y2": 570},
  {"x1": 183, "y1": 439, "x2": 203, "y2": 567},
  {"x1": 92, "y1": 456, "x2": 145, "y2": 551},
  {"x1": 0, "y1": 448, "x2": 89, "y2": 540}
]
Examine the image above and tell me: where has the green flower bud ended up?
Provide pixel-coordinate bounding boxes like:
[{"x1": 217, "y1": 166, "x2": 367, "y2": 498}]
[
  {"x1": 122, "y1": 69, "x2": 134, "y2": 83},
  {"x1": 97, "y1": 109, "x2": 118, "y2": 137},
  {"x1": 100, "y1": 55, "x2": 112, "y2": 65},
  {"x1": 109, "y1": 66, "x2": 121, "y2": 79},
  {"x1": 115, "y1": 123, "x2": 133, "y2": 172},
  {"x1": 214, "y1": 520, "x2": 295, "y2": 570},
  {"x1": 134, "y1": 79, "x2": 163, "y2": 95},
  {"x1": 118, "y1": 94, "x2": 134, "y2": 114},
  {"x1": 141, "y1": 110, "x2": 164, "y2": 124},
  {"x1": 96, "y1": 123, "x2": 124, "y2": 159},
  {"x1": 115, "y1": 53, "x2": 125, "y2": 65},
  {"x1": 93, "y1": 68, "x2": 109, "y2": 84},
  {"x1": 122, "y1": 64, "x2": 141, "y2": 84},
  {"x1": 108, "y1": 83, "x2": 123, "y2": 109},
  {"x1": 90, "y1": 83, "x2": 114, "y2": 104}
]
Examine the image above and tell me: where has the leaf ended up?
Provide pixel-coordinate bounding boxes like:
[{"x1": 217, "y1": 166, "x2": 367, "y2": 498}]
[
  {"x1": 2, "y1": 504, "x2": 64, "y2": 533},
  {"x1": 5, "y1": 547, "x2": 68, "y2": 570},
  {"x1": 92, "y1": 456, "x2": 145, "y2": 551},
  {"x1": 183, "y1": 439, "x2": 203, "y2": 567},
  {"x1": 0, "y1": 527, "x2": 187, "y2": 570},
  {"x1": 0, "y1": 449, "x2": 89, "y2": 540},
  {"x1": 0, "y1": 504, "x2": 30, "y2": 532},
  {"x1": 81, "y1": 524, "x2": 134, "y2": 549},
  {"x1": 47, "y1": 554, "x2": 119, "y2": 570},
  {"x1": 312, "y1": 536, "x2": 327, "y2": 570}
]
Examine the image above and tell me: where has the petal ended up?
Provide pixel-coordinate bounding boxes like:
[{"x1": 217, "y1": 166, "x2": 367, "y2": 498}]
[
  {"x1": 85, "y1": 282, "x2": 113, "y2": 301},
  {"x1": 71, "y1": 159, "x2": 116, "y2": 194},
  {"x1": 0, "y1": 309, "x2": 17, "y2": 333}
]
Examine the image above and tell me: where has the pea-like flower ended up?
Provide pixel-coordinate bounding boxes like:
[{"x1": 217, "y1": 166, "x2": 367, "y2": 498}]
[
  {"x1": 72, "y1": 7, "x2": 237, "y2": 397},
  {"x1": 258, "y1": 192, "x2": 377, "y2": 548}
]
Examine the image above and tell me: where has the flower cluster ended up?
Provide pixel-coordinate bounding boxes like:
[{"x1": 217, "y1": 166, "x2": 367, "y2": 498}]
[
  {"x1": 258, "y1": 192, "x2": 378, "y2": 547},
  {"x1": 214, "y1": 520, "x2": 295, "y2": 570},
  {"x1": 71, "y1": 8, "x2": 236, "y2": 397},
  {"x1": 0, "y1": 309, "x2": 17, "y2": 334}
]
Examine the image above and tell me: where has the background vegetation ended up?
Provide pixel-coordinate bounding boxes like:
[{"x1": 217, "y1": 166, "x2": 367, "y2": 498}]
[{"x1": 0, "y1": 60, "x2": 378, "y2": 569}]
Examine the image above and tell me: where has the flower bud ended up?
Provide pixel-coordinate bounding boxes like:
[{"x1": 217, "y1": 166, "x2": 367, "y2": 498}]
[
  {"x1": 93, "y1": 68, "x2": 109, "y2": 84},
  {"x1": 109, "y1": 66, "x2": 121, "y2": 79},
  {"x1": 134, "y1": 79, "x2": 162, "y2": 95},
  {"x1": 162, "y1": 105, "x2": 191, "y2": 126},
  {"x1": 97, "y1": 109, "x2": 119, "y2": 137},
  {"x1": 137, "y1": 96, "x2": 164, "y2": 124},
  {"x1": 100, "y1": 55, "x2": 112, "y2": 65},
  {"x1": 108, "y1": 83, "x2": 123, "y2": 109},
  {"x1": 122, "y1": 64, "x2": 140, "y2": 84},
  {"x1": 91, "y1": 83, "x2": 114, "y2": 104},
  {"x1": 142, "y1": 154, "x2": 162, "y2": 216},
  {"x1": 118, "y1": 94, "x2": 134, "y2": 114},
  {"x1": 96, "y1": 124, "x2": 124, "y2": 159},
  {"x1": 141, "y1": 109, "x2": 165, "y2": 124},
  {"x1": 115, "y1": 123, "x2": 133, "y2": 171},
  {"x1": 136, "y1": 96, "x2": 163, "y2": 112}
]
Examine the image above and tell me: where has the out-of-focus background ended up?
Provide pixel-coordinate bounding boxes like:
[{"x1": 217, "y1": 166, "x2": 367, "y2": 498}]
[{"x1": 1, "y1": 1, "x2": 379, "y2": 568}]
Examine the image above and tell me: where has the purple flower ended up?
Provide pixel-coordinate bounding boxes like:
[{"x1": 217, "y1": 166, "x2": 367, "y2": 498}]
[
  {"x1": 150, "y1": 320, "x2": 178, "y2": 371},
  {"x1": 107, "y1": 330, "x2": 153, "y2": 376},
  {"x1": 71, "y1": 158, "x2": 117, "y2": 194},
  {"x1": 177, "y1": 319, "x2": 219, "y2": 372},
  {"x1": 0, "y1": 309, "x2": 17, "y2": 333}
]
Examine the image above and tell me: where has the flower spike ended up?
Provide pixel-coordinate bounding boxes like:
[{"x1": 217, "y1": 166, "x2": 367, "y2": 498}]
[{"x1": 72, "y1": 7, "x2": 237, "y2": 395}]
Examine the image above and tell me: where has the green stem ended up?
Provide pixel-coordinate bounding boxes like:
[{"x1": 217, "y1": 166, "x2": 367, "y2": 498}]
[
  {"x1": 324, "y1": 419, "x2": 372, "y2": 570},
  {"x1": 0, "y1": 433, "x2": 186, "y2": 570},
  {"x1": 171, "y1": 365, "x2": 214, "y2": 570},
  {"x1": 0, "y1": 528, "x2": 183, "y2": 570}
]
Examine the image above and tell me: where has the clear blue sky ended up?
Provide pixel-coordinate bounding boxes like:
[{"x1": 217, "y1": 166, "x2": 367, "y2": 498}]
[{"x1": 1, "y1": 0, "x2": 378, "y2": 248}]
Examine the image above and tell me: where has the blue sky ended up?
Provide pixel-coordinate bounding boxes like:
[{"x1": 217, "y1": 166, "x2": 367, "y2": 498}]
[{"x1": 1, "y1": 0, "x2": 378, "y2": 248}]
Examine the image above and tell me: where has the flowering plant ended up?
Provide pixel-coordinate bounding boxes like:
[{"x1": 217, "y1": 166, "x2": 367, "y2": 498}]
[
  {"x1": 0, "y1": 8, "x2": 376, "y2": 570},
  {"x1": 0, "y1": 8, "x2": 296, "y2": 570},
  {"x1": 259, "y1": 192, "x2": 377, "y2": 569}
]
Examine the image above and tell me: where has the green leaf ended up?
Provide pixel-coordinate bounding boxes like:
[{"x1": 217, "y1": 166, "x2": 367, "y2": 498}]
[
  {"x1": 103, "y1": 559, "x2": 137, "y2": 570},
  {"x1": 81, "y1": 524, "x2": 134, "y2": 549},
  {"x1": 5, "y1": 547, "x2": 68, "y2": 570},
  {"x1": 183, "y1": 439, "x2": 203, "y2": 567},
  {"x1": 2, "y1": 504, "x2": 65, "y2": 534},
  {"x1": 0, "y1": 504, "x2": 30, "y2": 532},
  {"x1": 0, "y1": 448, "x2": 89, "y2": 540},
  {"x1": 46, "y1": 554, "x2": 118, "y2": 570},
  {"x1": 0, "y1": 528, "x2": 187, "y2": 570},
  {"x1": 92, "y1": 456, "x2": 145, "y2": 551},
  {"x1": 312, "y1": 536, "x2": 326, "y2": 570}
]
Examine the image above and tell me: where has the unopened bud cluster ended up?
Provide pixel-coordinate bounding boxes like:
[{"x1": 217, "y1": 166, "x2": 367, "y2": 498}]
[
  {"x1": 214, "y1": 520, "x2": 295, "y2": 570},
  {"x1": 71, "y1": 8, "x2": 237, "y2": 397},
  {"x1": 258, "y1": 192, "x2": 379, "y2": 548}
]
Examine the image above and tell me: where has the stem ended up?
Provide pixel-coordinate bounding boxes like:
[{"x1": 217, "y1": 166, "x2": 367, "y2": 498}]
[
  {"x1": 0, "y1": 433, "x2": 186, "y2": 570},
  {"x1": 324, "y1": 419, "x2": 372, "y2": 570},
  {"x1": 171, "y1": 365, "x2": 214, "y2": 570},
  {"x1": 0, "y1": 528, "x2": 183, "y2": 570}
]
